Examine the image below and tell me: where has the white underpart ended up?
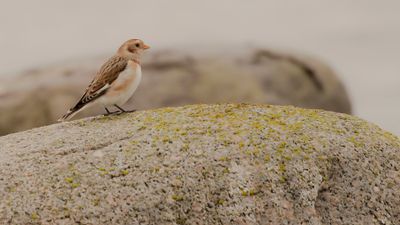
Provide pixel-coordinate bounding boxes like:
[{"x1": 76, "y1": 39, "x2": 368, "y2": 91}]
[{"x1": 98, "y1": 62, "x2": 142, "y2": 107}]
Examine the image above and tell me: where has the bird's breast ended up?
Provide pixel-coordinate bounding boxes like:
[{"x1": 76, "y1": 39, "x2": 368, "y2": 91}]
[{"x1": 106, "y1": 61, "x2": 142, "y2": 102}]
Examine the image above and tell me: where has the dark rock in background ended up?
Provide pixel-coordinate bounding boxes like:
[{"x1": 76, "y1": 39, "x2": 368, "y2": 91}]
[{"x1": 0, "y1": 48, "x2": 351, "y2": 135}]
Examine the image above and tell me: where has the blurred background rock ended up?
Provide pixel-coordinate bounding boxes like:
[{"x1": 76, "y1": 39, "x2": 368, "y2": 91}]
[
  {"x1": 0, "y1": 48, "x2": 351, "y2": 135},
  {"x1": 0, "y1": 0, "x2": 399, "y2": 135}
]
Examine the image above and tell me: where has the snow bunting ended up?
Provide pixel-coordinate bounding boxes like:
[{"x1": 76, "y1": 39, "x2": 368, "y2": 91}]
[{"x1": 59, "y1": 39, "x2": 150, "y2": 121}]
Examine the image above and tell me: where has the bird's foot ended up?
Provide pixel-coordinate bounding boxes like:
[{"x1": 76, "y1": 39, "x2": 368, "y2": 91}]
[
  {"x1": 124, "y1": 109, "x2": 137, "y2": 113},
  {"x1": 103, "y1": 111, "x2": 119, "y2": 116},
  {"x1": 104, "y1": 107, "x2": 120, "y2": 116},
  {"x1": 113, "y1": 109, "x2": 136, "y2": 115},
  {"x1": 114, "y1": 105, "x2": 136, "y2": 114}
]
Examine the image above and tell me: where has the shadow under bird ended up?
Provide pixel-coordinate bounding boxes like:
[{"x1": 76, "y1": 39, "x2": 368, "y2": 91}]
[{"x1": 59, "y1": 39, "x2": 150, "y2": 121}]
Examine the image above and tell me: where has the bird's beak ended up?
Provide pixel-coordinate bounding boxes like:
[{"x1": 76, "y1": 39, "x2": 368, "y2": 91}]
[{"x1": 143, "y1": 44, "x2": 150, "y2": 50}]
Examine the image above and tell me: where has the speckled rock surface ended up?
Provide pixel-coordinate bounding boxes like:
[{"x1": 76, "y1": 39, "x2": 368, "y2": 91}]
[
  {"x1": 0, "y1": 48, "x2": 352, "y2": 135},
  {"x1": 1, "y1": 104, "x2": 397, "y2": 225}
]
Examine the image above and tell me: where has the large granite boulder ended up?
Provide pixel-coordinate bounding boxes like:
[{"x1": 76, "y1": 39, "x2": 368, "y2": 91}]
[
  {"x1": 0, "y1": 104, "x2": 398, "y2": 224},
  {"x1": 0, "y1": 48, "x2": 352, "y2": 135}
]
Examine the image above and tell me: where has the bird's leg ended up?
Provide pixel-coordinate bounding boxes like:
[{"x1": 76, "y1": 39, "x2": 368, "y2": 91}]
[
  {"x1": 114, "y1": 104, "x2": 126, "y2": 113},
  {"x1": 114, "y1": 104, "x2": 136, "y2": 114},
  {"x1": 105, "y1": 107, "x2": 111, "y2": 115}
]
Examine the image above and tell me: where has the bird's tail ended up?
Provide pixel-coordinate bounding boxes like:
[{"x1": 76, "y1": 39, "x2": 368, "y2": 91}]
[
  {"x1": 58, "y1": 87, "x2": 107, "y2": 122},
  {"x1": 58, "y1": 104, "x2": 86, "y2": 122}
]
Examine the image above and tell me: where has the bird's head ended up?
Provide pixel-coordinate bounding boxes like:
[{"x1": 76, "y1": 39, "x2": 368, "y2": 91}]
[{"x1": 118, "y1": 39, "x2": 150, "y2": 59}]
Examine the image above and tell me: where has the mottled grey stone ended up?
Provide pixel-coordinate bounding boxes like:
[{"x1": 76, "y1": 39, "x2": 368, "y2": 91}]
[{"x1": 0, "y1": 104, "x2": 398, "y2": 225}]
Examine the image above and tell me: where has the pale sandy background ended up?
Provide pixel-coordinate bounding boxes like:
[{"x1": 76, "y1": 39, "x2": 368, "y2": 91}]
[{"x1": 0, "y1": 0, "x2": 399, "y2": 135}]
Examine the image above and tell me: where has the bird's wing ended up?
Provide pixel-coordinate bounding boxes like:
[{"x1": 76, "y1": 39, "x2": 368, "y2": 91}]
[{"x1": 73, "y1": 56, "x2": 128, "y2": 109}]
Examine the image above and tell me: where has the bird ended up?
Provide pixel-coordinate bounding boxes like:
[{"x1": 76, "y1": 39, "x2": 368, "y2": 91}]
[{"x1": 58, "y1": 39, "x2": 150, "y2": 121}]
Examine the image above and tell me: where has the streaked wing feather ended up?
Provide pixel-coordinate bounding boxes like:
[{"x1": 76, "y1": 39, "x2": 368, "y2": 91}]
[{"x1": 73, "y1": 56, "x2": 128, "y2": 108}]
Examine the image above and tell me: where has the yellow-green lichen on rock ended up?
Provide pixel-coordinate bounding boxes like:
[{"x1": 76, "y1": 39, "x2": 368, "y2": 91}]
[{"x1": 0, "y1": 104, "x2": 398, "y2": 225}]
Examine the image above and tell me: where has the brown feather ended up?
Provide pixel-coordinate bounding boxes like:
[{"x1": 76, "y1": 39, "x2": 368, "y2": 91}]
[
  {"x1": 60, "y1": 56, "x2": 128, "y2": 120},
  {"x1": 76, "y1": 56, "x2": 128, "y2": 104},
  {"x1": 58, "y1": 38, "x2": 149, "y2": 121},
  {"x1": 85, "y1": 55, "x2": 128, "y2": 100}
]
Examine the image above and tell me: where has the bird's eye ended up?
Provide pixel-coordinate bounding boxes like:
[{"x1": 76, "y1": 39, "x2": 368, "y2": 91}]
[{"x1": 135, "y1": 43, "x2": 140, "y2": 47}]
